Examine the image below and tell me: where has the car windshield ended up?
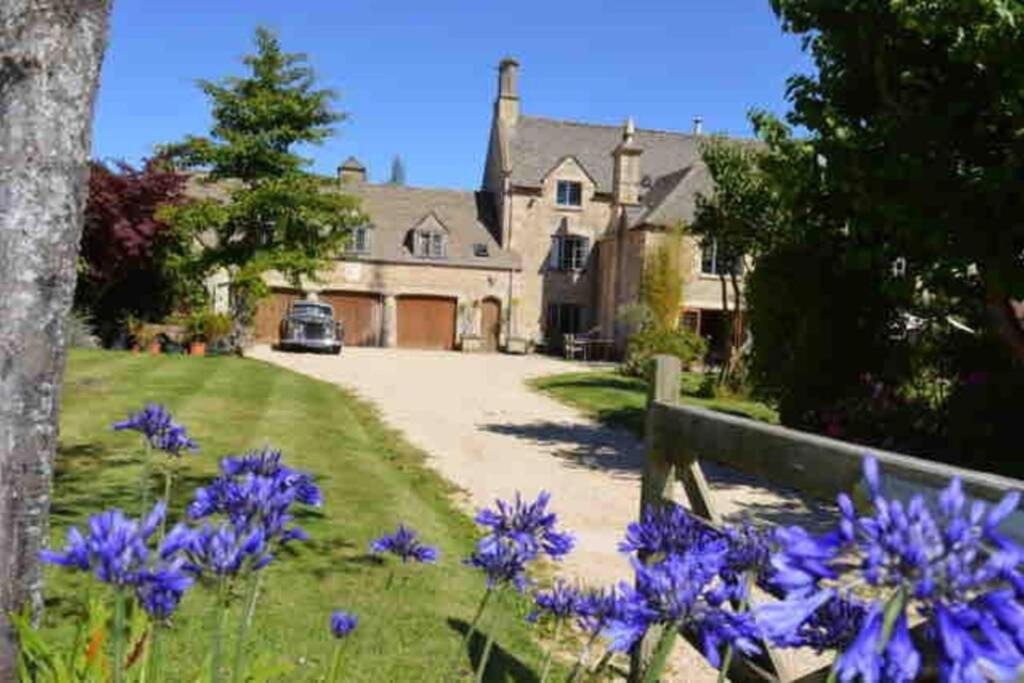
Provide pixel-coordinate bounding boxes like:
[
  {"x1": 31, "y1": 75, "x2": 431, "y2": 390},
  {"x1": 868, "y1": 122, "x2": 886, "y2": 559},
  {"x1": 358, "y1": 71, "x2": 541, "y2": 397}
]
[{"x1": 292, "y1": 302, "x2": 332, "y2": 318}]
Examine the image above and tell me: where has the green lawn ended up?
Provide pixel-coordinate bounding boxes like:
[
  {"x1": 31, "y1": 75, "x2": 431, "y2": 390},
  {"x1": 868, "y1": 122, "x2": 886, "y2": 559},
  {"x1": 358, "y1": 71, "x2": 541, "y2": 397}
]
[
  {"x1": 45, "y1": 350, "x2": 553, "y2": 682},
  {"x1": 530, "y1": 371, "x2": 778, "y2": 437}
]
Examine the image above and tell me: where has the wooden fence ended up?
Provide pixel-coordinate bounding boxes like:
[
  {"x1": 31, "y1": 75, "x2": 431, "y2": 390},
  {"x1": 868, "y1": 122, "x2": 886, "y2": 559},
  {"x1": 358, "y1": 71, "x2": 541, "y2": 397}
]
[{"x1": 630, "y1": 355, "x2": 1024, "y2": 682}]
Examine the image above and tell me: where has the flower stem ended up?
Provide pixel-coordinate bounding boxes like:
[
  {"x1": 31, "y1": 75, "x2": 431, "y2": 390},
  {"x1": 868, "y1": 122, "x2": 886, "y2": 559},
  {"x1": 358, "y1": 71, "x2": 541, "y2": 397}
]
[
  {"x1": 112, "y1": 589, "x2": 127, "y2": 683},
  {"x1": 209, "y1": 577, "x2": 229, "y2": 683},
  {"x1": 641, "y1": 620, "x2": 681, "y2": 683},
  {"x1": 141, "y1": 442, "x2": 152, "y2": 516},
  {"x1": 159, "y1": 465, "x2": 174, "y2": 540},
  {"x1": 587, "y1": 650, "x2": 614, "y2": 681},
  {"x1": 147, "y1": 623, "x2": 163, "y2": 683},
  {"x1": 717, "y1": 646, "x2": 734, "y2": 683},
  {"x1": 567, "y1": 630, "x2": 601, "y2": 683},
  {"x1": 229, "y1": 572, "x2": 261, "y2": 683},
  {"x1": 451, "y1": 587, "x2": 493, "y2": 677},
  {"x1": 327, "y1": 640, "x2": 348, "y2": 683},
  {"x1": 539, "y1": 618, "x2": 563, "y2": 683},
  {"x1": 474, "y1": 590, "x2": 505, "y2": 683}
]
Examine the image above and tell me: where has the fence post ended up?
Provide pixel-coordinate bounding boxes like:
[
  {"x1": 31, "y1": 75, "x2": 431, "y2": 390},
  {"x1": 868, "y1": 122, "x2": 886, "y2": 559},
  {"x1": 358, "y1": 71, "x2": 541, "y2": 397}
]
[{"x1": 629, "y1": 355, "x2": 688, "y2": 682}]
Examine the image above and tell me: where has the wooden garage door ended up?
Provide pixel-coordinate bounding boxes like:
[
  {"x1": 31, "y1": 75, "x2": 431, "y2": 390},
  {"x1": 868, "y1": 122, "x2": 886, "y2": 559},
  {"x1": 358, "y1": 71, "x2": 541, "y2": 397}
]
[
  {"x1": 397, "y1": 296, "x2": 456, "y2": 350},
  {"x1": 253, "y1": 288, "x2": 302, "y2": 342},
  {"x1": 320, "y1": 291, "x2": 381, "y2": 346}
]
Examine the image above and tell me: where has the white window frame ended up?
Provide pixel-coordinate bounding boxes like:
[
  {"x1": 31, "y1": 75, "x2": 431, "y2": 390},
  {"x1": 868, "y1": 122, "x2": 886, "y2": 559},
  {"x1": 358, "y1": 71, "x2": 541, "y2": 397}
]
[
  {"x1": 347, "y1": 226, "x2": 371, "y2": 254},
  {"x1": 549, "y1": 234, "x2": 589, "y2": 272},
  {"x1": 556, "y1": 180, "x2": 583, "y2": 207},
  {"x1": 413, "y1": 229, "x2": 447, "y2": 259}
]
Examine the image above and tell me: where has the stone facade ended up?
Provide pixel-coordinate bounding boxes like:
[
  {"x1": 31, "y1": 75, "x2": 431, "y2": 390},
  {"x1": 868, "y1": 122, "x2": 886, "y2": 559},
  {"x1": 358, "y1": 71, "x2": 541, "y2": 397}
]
[{"x1": 248, "y1": 57, "x2": 744, "y2": 353}]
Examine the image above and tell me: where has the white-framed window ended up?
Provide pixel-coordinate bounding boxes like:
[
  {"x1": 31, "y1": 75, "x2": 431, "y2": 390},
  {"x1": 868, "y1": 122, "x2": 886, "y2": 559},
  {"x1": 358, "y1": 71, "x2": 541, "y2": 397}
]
[
  {"x1": 556, "y1": 180, "x2": 583, "y2": 207},
  {"x1": 412, "y1": 230, "x2": 447, "y2": 259},
  {"x1": 700, "y1": 239, "x2": 743, "y2": 276},
  {"x1": 346, "y1": 226, "x2": 371, "y2": 254},
  {"x1": 549, "y1": 234, "x2": 590, "y2": 272}
]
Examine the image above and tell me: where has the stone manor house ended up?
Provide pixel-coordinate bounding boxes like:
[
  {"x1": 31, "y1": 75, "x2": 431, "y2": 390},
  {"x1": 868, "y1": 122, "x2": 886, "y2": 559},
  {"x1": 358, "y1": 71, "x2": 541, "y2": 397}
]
[{"x1": 251, "y1": 58, "x2": 741, "y2": 354}]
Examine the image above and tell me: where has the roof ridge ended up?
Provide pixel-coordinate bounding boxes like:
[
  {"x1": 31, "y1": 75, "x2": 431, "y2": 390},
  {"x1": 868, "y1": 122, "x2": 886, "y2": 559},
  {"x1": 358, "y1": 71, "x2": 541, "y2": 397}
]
[
  {"x1": 359, "y1": 183, "x2": 481, "y2": 196},
  {"x1": 518, "y1": 114, "x2": 699, "y2": 139}
]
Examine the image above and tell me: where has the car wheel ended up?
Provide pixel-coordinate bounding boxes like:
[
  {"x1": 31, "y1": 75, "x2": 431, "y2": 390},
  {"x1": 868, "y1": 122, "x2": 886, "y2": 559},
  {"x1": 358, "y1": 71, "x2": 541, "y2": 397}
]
[{"x1": 330, "y1": 346, "x2": 342, "y2": 355}]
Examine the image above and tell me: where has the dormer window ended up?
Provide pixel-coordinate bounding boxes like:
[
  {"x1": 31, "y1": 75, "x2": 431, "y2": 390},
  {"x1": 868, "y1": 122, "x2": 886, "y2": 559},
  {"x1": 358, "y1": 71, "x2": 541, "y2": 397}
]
[
  {"x1": 550, "y1": 234, "x2": 589, "y2": 272},
  {"x1": 346, "y1": 226, "x2": 371, "y2": 254},
  {"x1": 413, "y1": 229, "x2": 447, "y2": 259},
  {"x1": 556, "y1": 180, "x2": 582, "y2": 207}
]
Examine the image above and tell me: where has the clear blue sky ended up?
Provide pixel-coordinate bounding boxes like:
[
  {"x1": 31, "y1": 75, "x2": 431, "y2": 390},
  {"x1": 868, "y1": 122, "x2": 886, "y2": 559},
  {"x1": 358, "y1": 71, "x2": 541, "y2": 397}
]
[{"x1": 94, "y1": 0, "x2": 811, "y2": 190}]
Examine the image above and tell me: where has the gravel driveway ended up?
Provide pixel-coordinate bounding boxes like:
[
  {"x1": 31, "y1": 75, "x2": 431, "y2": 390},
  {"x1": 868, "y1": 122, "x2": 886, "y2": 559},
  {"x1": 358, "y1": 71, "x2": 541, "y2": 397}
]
[{"x1": 249, "y1": 346, "x2": 832, "y2": 680}]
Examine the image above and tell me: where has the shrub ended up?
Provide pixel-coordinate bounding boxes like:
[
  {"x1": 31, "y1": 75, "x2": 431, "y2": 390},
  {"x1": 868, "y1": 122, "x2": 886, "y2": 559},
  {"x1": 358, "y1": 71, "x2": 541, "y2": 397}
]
[
  {"x1": 66, "y1": 309, "x2": 100, "y2": 349},
  {"x1": 623, "y1": 326, "x2": 707, "y2": 378}
]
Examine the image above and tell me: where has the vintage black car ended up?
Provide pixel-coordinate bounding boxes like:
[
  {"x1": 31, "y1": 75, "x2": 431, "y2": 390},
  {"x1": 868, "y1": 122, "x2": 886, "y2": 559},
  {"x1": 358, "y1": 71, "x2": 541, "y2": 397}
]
[{"x1": 278, "y1": 301, "x2": 343, "y2": 354}]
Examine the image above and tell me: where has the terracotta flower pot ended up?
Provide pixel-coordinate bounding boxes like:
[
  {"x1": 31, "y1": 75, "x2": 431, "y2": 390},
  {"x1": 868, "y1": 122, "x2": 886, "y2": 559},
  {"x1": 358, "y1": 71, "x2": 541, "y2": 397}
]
[
  {"x1": 148, "y1": 341, "x2": 161, "y2": 356},
  {"x1": 190, "y1": 341, "x2": 207, "y2": 357}
]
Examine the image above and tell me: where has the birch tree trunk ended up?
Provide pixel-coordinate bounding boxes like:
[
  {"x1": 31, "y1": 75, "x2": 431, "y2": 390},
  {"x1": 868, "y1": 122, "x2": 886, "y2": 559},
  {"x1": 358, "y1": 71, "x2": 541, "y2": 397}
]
[{"x1": 0, "y1": 1, "x2": 112, "y2": 676}]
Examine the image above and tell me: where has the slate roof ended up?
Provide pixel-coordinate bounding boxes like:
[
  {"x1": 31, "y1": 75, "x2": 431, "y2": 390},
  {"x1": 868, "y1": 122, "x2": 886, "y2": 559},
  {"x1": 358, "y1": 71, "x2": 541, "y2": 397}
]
[
  {"x1": 629, "y1": 162, "x2": 713, "y2": 228},
  {"x1": 507, "y1": 116, "x2": 702, "y2": 196},
  {"x1": 347, "y1": 183, "x2": 520, "y2": 270}
]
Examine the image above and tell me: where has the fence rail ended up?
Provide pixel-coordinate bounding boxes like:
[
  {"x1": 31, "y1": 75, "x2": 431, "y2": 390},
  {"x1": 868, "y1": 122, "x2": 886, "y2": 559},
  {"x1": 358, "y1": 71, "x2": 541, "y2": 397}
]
[{"x1": 631, "y1": 355, "x2": 1024, "y2": 682}]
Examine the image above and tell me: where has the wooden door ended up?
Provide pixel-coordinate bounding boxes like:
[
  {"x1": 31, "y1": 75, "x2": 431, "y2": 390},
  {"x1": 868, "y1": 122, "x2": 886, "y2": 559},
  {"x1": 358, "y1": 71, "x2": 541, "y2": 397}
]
[
  {"x1": 481, "y1": 298, "x2": 501, "y2": 352},
  {"x1": 253, "y1": 288, "x2": 301, "y2": 342},
  {"x1": 320, "y1": 291, "x2": 381, "y2": 346},
  {"x1": 397, "y1": 296, "x2": 456, "y2": 350}
]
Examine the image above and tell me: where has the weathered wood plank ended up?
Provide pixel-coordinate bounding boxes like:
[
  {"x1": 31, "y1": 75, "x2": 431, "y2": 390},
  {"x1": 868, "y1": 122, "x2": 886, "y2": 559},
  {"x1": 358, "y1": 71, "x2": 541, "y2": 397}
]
[{"x1": 649, "y1": 401, "x2": 1024, "y2": 507}]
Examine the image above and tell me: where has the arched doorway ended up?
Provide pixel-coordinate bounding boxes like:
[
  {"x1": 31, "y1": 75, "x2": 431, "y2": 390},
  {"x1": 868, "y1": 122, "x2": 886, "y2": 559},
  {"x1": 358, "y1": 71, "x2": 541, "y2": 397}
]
[{"x1": 481, "y1": 297, "x2": 501, "y2": 352}]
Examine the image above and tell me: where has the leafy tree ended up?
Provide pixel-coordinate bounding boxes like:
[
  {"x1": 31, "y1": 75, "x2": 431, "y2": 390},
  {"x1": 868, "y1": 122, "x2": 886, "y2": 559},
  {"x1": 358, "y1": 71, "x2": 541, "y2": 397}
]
[
  {"x1": 162, "y1": 27, "x2": 365, "y2": 338},
  {"x1": 388, "y1": 154, "x2": 406, "y2": 185},
  {"x1": 692, "y1": 135, "x2": 783, "y2": 382},
  {"x1": 640, "y1": 231, "x2": 684, "y2": 333},
  {"x1": 769, "y1": 0, "x2": 1024, "y2": 364},
  {"x1": 0, "y1": 0, "x2": 112, "y2": 673},
  {"x1": 77, "y1": 158, "x2": 191, "y2": 338}
]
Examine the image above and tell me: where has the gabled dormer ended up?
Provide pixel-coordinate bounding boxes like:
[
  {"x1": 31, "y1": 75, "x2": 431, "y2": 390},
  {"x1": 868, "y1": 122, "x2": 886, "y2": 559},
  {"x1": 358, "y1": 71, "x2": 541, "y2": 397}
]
[
  {"x1": 406, "y1": 213, "x2": 450, "y2": 260},
  {"x1": 541, "y1": 156, "x2": 597, "y2": 211}
]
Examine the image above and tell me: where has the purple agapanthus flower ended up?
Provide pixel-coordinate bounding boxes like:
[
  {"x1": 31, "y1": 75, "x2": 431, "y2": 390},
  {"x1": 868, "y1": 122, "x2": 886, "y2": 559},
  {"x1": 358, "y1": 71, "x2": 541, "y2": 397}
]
[
  {"x1": 189, "y1": 449, "x2": 320, "y2": 546},
  {"x1": 762, "y1": 456, "x2": 1024, "y2": 681},
  {"x1": 606, "y1": 552, "x2": 762, "y2": 664},
  {"x1": 530, "y1": 581, "x2": 583, "y2": 622},
  {"x1": 575, "y1": 585, "x2": 627, "y2": 636},
  {"x1": 331, "y1": 611, "x2": 358, "y2": 638},
  {"x1": 370, "y1": 524, "x2": 439, "y2": 564},
  {"x1": 620, "y1": 504, "x2": 718, "y2": 559},
  {"x1": 164, "y1": 521, "x2": 273, "y2": 577},
  {"x1": 113, "y1": 403, "x2": 198, "y2": 456},
  {"x1": 41, "y1": 502, "x2": 166, "y2": 586},
  {"x1": 40, "y1": 502, "x2": 194, "y2": 619},
  {"x1": 475, "y1": 491, "x2": 575, "y2": 560},
  {"x1": 135, "y1": 564, "x2": 193, "y2": 620},
  {"x1": 464, "y1": 535, "x2": 533, "y2": 591}
]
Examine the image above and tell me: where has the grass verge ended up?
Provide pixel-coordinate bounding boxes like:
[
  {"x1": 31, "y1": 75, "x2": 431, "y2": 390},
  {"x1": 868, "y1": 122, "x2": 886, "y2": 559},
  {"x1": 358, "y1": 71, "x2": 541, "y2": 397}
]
[
  {"x1": 529, "y1": 371, "x2": 778, "y2": 439},
  {"x1": 44, "y1": 349, "x2": 552, "y2": 681}
]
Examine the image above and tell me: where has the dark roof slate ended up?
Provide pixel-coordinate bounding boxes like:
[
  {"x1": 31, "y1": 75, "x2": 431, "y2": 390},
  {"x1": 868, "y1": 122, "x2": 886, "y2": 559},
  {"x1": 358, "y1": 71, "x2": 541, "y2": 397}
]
[
  {"x1": 348, "y1": 184, "x2": 520, "y2": 270},
  {"x1": 507, "y1": 116, "x2": 702, "y2": 194}
]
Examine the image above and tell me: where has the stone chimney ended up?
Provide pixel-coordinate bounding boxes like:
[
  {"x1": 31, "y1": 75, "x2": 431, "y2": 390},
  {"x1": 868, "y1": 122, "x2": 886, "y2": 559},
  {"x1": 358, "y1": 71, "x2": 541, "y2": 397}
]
[
  {"x1": 338, "y1": 156, "x2": 366, "y2": 183},
  {"x1": 612, "y1": 118, "x2": 643, "y2": 205},
  {"x1": 496, "y1": 57, "x2": 520, "y2": 126}
]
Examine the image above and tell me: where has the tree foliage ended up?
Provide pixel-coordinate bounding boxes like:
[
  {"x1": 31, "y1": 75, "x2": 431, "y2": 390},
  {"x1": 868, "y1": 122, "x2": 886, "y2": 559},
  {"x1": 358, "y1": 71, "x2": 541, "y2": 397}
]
[
  {"x1": 639, "y1": 231, "x2": 684, "y2": 333},
  {"x1": 162, "y1": 27, "x2": 365, "y2": 327},
  {"x1": 770, "y1": 0, "x2": 1024, "y2": 363},
  {"x1": 388, "y1": 155, "x2": 406, "y2": 185},
  {"x1": 76, "y1": 158, "x2": 191, "y2": 337}
]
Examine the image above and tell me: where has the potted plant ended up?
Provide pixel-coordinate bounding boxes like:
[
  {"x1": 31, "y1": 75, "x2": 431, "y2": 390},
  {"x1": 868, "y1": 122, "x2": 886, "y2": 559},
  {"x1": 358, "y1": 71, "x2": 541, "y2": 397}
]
[
  {"x1": 187, "y1": 311, "x2": 232, "y2": 356},
  {"x1": 203, "y1": 312, "x2": 233, "y2": 353},
  {"x1": 125, "y1": 315, "x2": 143, "y2": 355}
]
